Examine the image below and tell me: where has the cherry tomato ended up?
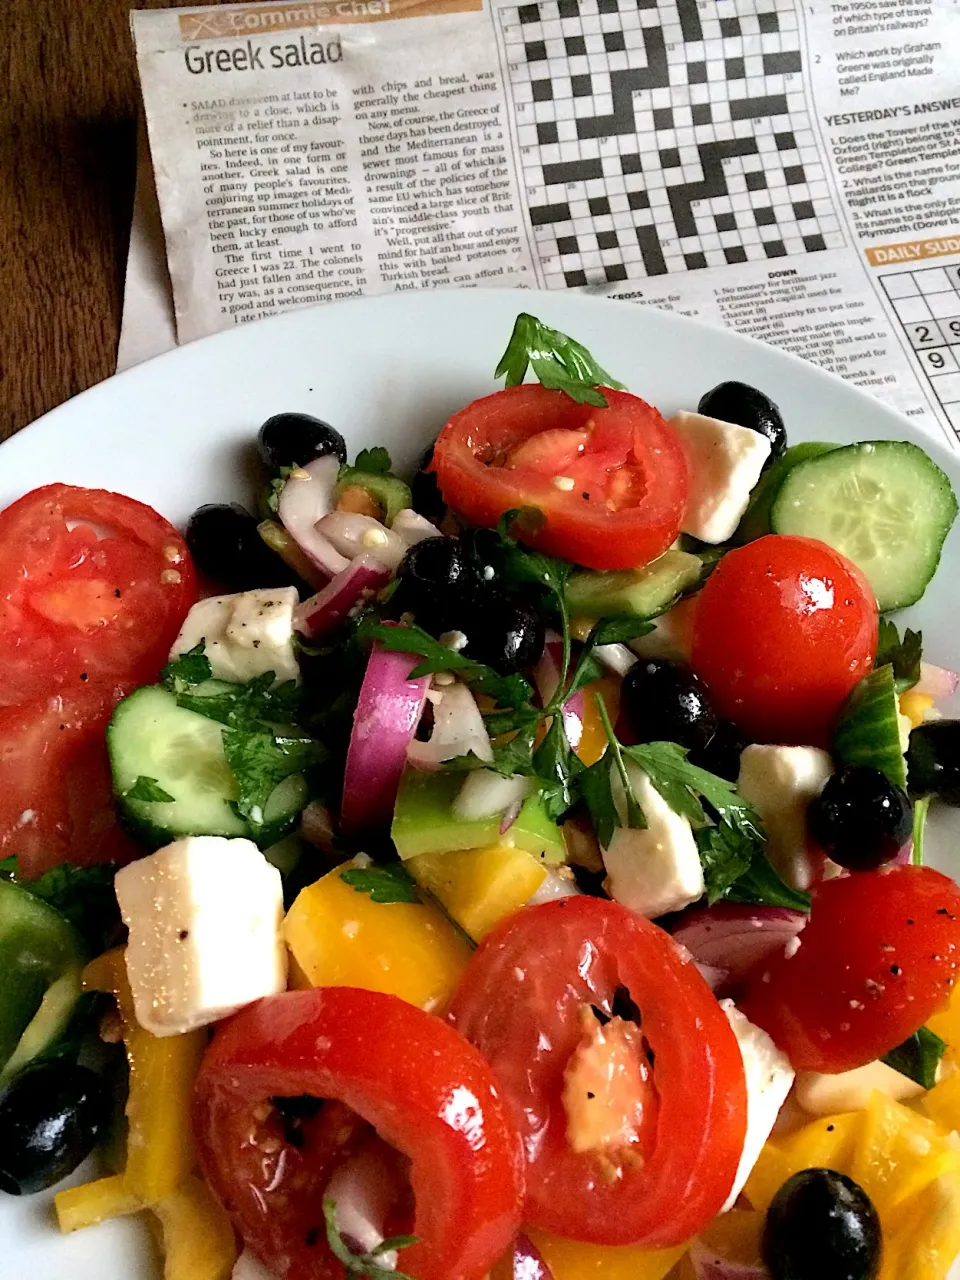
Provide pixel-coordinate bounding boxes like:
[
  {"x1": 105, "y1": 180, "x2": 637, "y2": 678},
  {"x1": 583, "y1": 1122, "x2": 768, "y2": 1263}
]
[
  {"x1": 447, "y1": 898, "x2": 746, "y2": 1249},
  {"x1": 690, "y1": 535, "x2": 877, "y2": 745},
  {"x1": 0, "y1": 484, "x2": 196, "y2": 701},
  {"x1": 0, "y1": 685, "x2": 141, "y2": 876},
  {"x1": 431, "y1": 385, "x2": 689, "y2": 570},
  {"x1": 741, "y1": 865, "x2": 960, "y2": 1072},
  {"x1": 193, "y1": 987, "x2": 523, "y2": 1280}
]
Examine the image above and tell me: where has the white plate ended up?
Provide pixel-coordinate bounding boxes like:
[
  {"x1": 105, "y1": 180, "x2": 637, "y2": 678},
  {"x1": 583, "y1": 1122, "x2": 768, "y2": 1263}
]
[{"x1": 1, "y1": 289, "x2": 958, "y2": 1280}]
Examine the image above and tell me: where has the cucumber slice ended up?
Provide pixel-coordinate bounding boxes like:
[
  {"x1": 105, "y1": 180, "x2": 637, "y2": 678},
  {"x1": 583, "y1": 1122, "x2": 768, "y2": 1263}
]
[
  {"x1": 565, "y1": 550, "x2": 702, "y2": 619},
  {"x1": 771, "y1": 441, "x2": 958, "y2": 610},
  {"x1": 833, "y1": 664, "x2": 907, "y2": 789},
  {"x1": 734, "y1": 442, "x2": 839, "y2": 545},
  {"x1": 108, "y1": 686, "x2": 305, "y2": 848}
]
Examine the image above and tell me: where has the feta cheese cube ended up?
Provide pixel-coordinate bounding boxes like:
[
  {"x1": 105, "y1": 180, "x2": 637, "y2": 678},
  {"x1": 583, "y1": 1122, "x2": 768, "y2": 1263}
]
[
  {"x1": 720, "y1": 999, "x2": 795, "y2": 1211},
  {"x1": 603, "y1": 760, "x2": 704, "y2": 917},
  {"x1": 170, "y1": 587, "x2": 300, "y2": 685},
  {"x1": 115, "y1": 836, "x2": 287, "y2": 1036},
  {"x1": 795, "y1": 1060, "x2": 924, "y2": 1116},
  {"x1": 669, "y1": 411, "x2": 772, "y2": 544},
  {"x1": 737, "y1": 745, "x2": 833, "y2": 890}
]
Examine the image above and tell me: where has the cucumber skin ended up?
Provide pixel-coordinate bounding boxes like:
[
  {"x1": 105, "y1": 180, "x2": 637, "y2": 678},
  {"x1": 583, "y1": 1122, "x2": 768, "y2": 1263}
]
[
  {"x1": 733, "y1": 442, "x2": 839, "y2": 545},
  {"x1": 770, "y1": 440, "x2": 958, "y2": 611},
  {"x1": 833, "y1": 664, "x2": 907, "y2": 790},
  {"x1": 565, "y1": 550, "x2": 702, "y2": 618},
  {"x1": 107, "y1": 687, "x2": 305, "y2": 851}
]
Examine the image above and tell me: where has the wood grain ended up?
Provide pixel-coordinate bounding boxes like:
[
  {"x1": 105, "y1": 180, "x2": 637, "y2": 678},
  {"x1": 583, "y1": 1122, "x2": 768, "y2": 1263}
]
[{"x1": 0, "y1": 2, "x2": 221, "y2": 442}]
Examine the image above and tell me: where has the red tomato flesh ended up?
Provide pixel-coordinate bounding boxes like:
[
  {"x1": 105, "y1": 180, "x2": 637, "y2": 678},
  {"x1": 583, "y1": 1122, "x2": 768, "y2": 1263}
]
[
  {"x1": 431, "y1": 385, "x2": 689, "y2": 570},
  {"x1": 690, "y1": 534, "x2": 877, "y2": 745},
  {"x1": 193, "y1": 987, "x2": 524, "y2": 1280},
  {"x1": 448, "y1": 897, "x2": 747, "y2": 1249},
  {"x1": 741, "y1": 865, "x2": 960, "y2": 1073},
  {"x1": 0, "y1": 485, "x2": 197, "y2": 873}
]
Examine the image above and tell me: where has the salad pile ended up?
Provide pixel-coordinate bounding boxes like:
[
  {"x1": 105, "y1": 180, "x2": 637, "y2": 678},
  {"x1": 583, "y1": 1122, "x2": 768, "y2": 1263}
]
[{"x1": 3, "y1": 315, "x2": 960, "y2": 1280}]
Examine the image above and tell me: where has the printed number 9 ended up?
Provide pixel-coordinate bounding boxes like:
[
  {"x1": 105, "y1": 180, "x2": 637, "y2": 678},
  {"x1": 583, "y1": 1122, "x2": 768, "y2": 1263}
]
[{"x1": 927, "y1": 351, "x2": 946, "y2": 370}]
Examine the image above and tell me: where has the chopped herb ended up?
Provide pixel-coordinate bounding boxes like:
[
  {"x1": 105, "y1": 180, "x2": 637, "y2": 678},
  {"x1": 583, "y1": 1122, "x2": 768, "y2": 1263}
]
[
  {"x1": 322, "y1": 1197, "x2": 418, "y2": 1280},
  {"x1": 0, "y1": 856, "x2": 123, "y2": 954},
  {"x1": 177, "y1": 670, "x2": 303, "y2": 730},
  {"x1": 726, "y1": 855, "x2": 812, "y2": 913},
  {"x1": 875, "y1": 619, "x2": 922, "y2": 694},
  {"x1": 494, "y1": 313, "x2": 625, "y2": 409},
  {"x1": 581, "y1": 695, "x2": 645, "y2": 846},
  {"x1": 222, "y1": 729, "x2": 324, "y2": 827},
  {"x1": 882, "y1": 1025, "x2": 947, "y2": 1089},
  {"x1": 266, "y1": 465, "x2": 293, "y2": 514},
  {"x1": 124, "y1": 776, "x2": 175, "y2": 804},
  {"x1": 352, "y1": 446, "x2": 392, "y2": 475},
  {"x1": 913, "y1": 794, "x2": 931, "y2": 866},
  {"x1": 340, "y1": 863, "x2": 420, "y2": 905},
  {"x1": 161, "y1": 642, "x2": 212, "y2": 691},
  {"x1": 588, "y1": 617, "x2": 657, "y2": 647},
  {"x1": 533, "y1": 715, "x2": 585, "y2": 821},
  {"x1": 696, "y1": 823, "x2": 756, "y2": 905}
]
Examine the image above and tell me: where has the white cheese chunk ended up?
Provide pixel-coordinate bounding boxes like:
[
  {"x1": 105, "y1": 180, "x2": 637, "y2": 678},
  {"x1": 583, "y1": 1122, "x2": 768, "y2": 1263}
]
[
  {"x1": 115, "y1": 836, "x2": 287, "y2": 1037},
  {"x1": 795, "y1": 1060, "x2": 925, "y2": 1116},
  {"x1": 669, "y1": 410, "x2": 772, "y2": 544},
  {"x1": 720, "y1": 999, "x2": 795, "y2": 1211},
  {"x1": 629, "y1": 595, "x2": 698, "y2": 664},
  {"x1": 170, "y1": 587, "x2": 300, "y2": 685},
  {"x1": 737, "y1": 745, "x2": 833, "y2": 890},
  {"x1": 603, "y1": 760, "x2": 704, "y2": 918}
]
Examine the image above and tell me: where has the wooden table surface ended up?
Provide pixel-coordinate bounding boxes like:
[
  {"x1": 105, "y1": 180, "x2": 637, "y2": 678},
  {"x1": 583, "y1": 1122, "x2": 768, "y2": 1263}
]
[{"x1": 1, "y1": 2, "x2": 220, "y2": 443}]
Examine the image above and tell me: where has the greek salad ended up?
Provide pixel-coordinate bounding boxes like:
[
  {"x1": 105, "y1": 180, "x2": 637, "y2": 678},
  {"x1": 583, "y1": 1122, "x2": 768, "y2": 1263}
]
[{"x1": 3, "y1": 314, "x2": 960, "y2": 1280}]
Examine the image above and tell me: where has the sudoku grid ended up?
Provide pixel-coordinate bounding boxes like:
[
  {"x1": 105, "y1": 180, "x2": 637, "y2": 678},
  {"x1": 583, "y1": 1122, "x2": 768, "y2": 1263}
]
[
  {"x1": 881, "y1": 264, "x2": 960, "y2": 435},
  {"x1": 497, "y1": 0, "x2": 845, "y2": 286}
]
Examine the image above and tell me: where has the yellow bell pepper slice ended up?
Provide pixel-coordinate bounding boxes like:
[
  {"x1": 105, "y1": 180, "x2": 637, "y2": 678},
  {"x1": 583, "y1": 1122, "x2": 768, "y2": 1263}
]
[
  {"x1": 55, "y1": 1173, "x2": 142, "y2": 1234},
  {"x1": 899, "y1": 690, "x2": 934, "y2": 729},
  {"x1": 407, "y1": 845, "x2": 546, "y2": 941},
  {"x1": 153, "y1": 1176, "x2": 237, "y2": 1280},
  {"x1": 83, "y1": 948, "x2": 206, "y2": 1205},
  {"x1": 576, "y1": 677, "x2": 621, "y2": 767},
  {"x1": 694, "y1": 1210, "x2": 765, "y2": 1267},
  {"x1": 283, "y1": 861, "x2": 471, "y2": 1011},
  {"x1": 490, "y1": 1228, "x2": 685, "y2": 1280}
]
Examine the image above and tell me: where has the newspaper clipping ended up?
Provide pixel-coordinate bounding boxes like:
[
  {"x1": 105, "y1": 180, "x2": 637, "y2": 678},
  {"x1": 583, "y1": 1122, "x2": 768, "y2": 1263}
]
[{"x1": 132, "y1": 0, "x2": 960, "y2": 446}]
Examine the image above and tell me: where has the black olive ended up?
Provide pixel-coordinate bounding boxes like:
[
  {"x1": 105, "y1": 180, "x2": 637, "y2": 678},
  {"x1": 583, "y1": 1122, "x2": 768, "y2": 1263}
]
[
  {"x1": 907, "y1": 720, "x2": 960, "y2": 805},
  {"x1": 463, "y1": 595, "x2": 545, "y2": 675},
  {"x1": 410, "y1": 445, "x2": 447, "y2": 525},
  {"x1": 690, "y1": 719, "x2": 748, "y2": 782},
  {"x1": 0, "y1": 1062, "x2": 109, "y2": 1195},
  {"x1": 460, "y1": 527, "x2": 505, "y2": 591},
  {"x1": 698, "y1": 381, "x2": 787, "y2": 460},
  {"x1": 257, "y1": 412, "x2": 347, "y2": 472},
  {"x1": 809, "y1": 766, "x2": 913, "y2": 871},
  {"x1": 186, "y1": 503, "x2": 292, "y2": 590},
  {"x1": 621, "y1": 659, "x2": 719, "y2": 754},
  {"x1": 763, "y1": 1168, "x2": 881, "y2": 1280},
  {"x1": 391, "y1": 536, "x2": 472, "y2": 633}
]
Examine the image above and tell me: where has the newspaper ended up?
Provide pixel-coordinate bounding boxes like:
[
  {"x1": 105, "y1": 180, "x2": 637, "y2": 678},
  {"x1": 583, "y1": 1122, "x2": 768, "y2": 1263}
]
[{"x1": 128, "y1": 0, "x2": 960, "y2": 447}]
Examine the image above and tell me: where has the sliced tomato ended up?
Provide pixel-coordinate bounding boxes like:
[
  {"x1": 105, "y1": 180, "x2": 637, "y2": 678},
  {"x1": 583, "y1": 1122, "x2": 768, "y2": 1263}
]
[
  {"x1": 0, "y1": 485, "x2": 196, "y2": 703},
  {"x1": 0, "y1": 685, "x2": 141, "y2": 876},
  {"x1": 431, "y1": 385, "x2": 689, "y2": 570},
  {"x1": 741, "y1": 866, "x2": 960, "y2": 1072},
  {"x1": 690, "y1": 535, "x2": 877, "y2": 745},
  {"x1": 447, "y1": 897, "x2": 747, "y2": 1249},
  {"x1": 193, "y1": 987, "x2": 523, "y2": 1280}
]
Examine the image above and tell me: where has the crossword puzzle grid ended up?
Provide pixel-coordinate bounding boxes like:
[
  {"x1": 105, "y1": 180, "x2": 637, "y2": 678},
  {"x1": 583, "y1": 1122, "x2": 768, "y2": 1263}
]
[
  {"x1": 882, "y1": 265, "x2": 960, "y2": 434},
  {"x1": 498, "y1": 0, "x2": 844, "y2": 285}
]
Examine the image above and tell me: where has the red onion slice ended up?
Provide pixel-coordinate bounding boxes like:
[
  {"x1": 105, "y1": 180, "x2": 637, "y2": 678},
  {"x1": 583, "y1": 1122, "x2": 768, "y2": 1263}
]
[
  {"x1": 392, "y1": 508, "x2": 442, "y2": 545},
  {"x1": 317, "y1": 511, "x2": 407, "y2": 572},
  {"x1": 915, "y1": 662, "x2": 959, "y2": 699},
  {"x1": 509, "y1": 1234, "x2": 555, "y2": 1280},
  {"x1": 324, "y1": 1143, "x2": 404, "y2": 1263},
  {"x1": 406, "y1": 682, "x2": 493, "y2": 770},
  {"x1": 341, "y1": 643, "x2": 431, "y2": 832},
  {"x1": 294, "y1": 555, "x2": 392, "y2": 640},
  {"x1": 278, "y1": 455, "x2": 350, "y2": 579},
  {"x1": 533, "y1": 637, "x2": 585, "y2": 751},
  {"x1": 672, "y1": 903, "x2": 807, "y2": 991}
]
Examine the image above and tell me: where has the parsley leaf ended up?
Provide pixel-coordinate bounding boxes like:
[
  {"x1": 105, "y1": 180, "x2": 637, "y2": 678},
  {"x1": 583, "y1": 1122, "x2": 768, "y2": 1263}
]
[
  {"x1": 725, "y1": 855, "x2": 811, "y2": 912},
  {"x1": 912, "y1": 794, "x2": 931, "y2": 866},
  {"x1": 533, "y1": 715, "x2": 585, "y2": 820},
  {"x1": 161, "y1": 643, "x2": 212, "y2": 691},
  {"x1": 124, "y1": 776, "x2": 175, "y2": 804},
  {"x1": 582, "y1": 695, "x2": 646, "y2": 846},
  {"x1": 696, "y1": 824, "x2": 756, "y2": 905},
  {"x1": 357, "y1": 619, "x2": 532, "y2": 710},
  {"x1": 0, "y1": 857, "x2": 123, "y2": 954},
  {"x1": 322, "y1": 1197, "x2": 418, "y2": 1280},
  {"x1": 495, "y1": 313, "x2": 625, "y2": 409},
  {"x1": 589, "y1": 618, "x2": 657, "y2": 647},
  {"x1": 177, "y1": 671, "x2": 303, "y2": 729},
  {"x1": 222, "y1": 730, "x2": 324, "y2": 827},
  {"x1": 875, "y1": 619, "x2": 922, "y2": 694},
  {"x1": 353, "y1": 446, "x2": 392, "y2": 475},
  {"x1": 340, "y1": 863, "x2": 420, "y2": 904},
  {"x1": 882, "y1": 1025, "x2": 946, "y2": 1089}
]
